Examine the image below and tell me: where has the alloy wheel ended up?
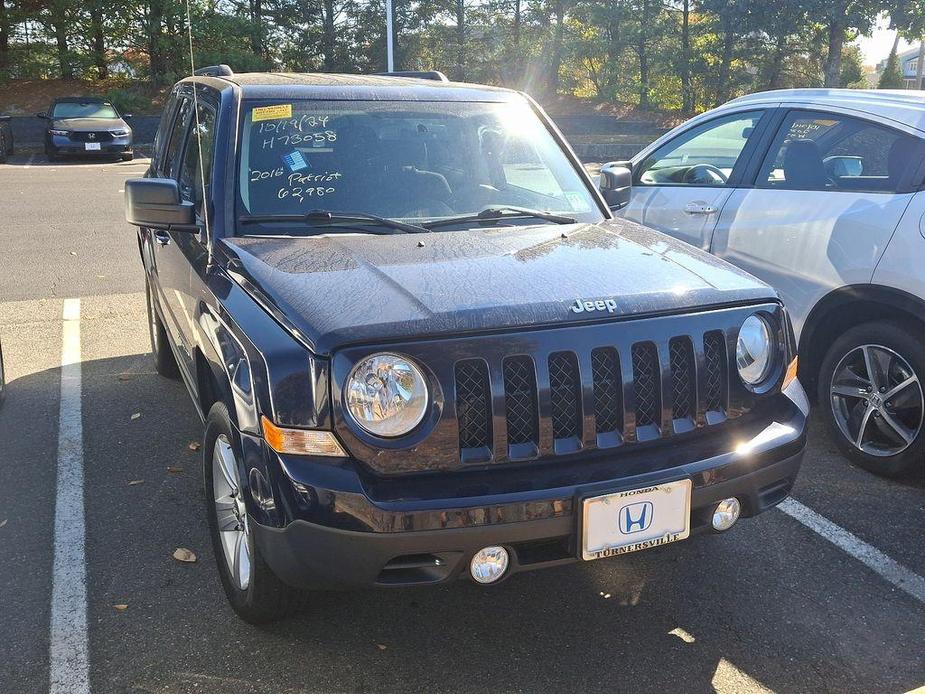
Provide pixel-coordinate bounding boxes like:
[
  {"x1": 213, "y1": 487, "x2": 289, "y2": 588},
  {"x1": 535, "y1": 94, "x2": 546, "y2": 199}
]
[
  {"x1": 212, "y1": 434, "x2": 251, "y2": 590},
  {"x1": 829, "y1": 344, "x2": 924, "y2": 457}
]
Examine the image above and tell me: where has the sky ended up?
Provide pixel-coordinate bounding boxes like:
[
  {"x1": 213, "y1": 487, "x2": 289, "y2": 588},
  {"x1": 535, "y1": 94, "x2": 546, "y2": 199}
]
[{"x1": 857, "y1": 16, "x2": 914, "y2": 66}]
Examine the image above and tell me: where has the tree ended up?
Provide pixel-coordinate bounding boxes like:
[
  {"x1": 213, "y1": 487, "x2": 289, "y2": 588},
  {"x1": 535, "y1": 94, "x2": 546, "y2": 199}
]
[{"x1": 878, "y1": 40, "x2": 905, "y2": 87}]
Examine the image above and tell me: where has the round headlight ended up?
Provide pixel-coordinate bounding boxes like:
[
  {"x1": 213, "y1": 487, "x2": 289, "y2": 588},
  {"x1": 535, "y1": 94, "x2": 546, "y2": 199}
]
[
  {"x1": 736, "y1": 314, "x2": 773, "y2": 386},
  {"x1": 345, "y1": 353, "x2": 428, "y2": 437}
]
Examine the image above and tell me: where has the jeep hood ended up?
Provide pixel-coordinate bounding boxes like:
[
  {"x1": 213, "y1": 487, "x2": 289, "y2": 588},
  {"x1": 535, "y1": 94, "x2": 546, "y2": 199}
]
[{"x1": 221, "y1": 219, "x2": 776, "y2": 354}]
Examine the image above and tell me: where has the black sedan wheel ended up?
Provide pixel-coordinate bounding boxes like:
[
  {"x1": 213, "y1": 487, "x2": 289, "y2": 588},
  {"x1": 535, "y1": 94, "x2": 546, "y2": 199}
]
[{"x1": 819, "y1": 321, "x2": 925, "y2": 478}]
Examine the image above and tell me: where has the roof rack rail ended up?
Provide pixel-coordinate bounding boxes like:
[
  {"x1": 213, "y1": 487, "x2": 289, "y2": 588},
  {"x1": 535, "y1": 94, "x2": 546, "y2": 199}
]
[
  {"x1": 194, "y1": 64, "x2": 234, "y2": 78},
  {"x1": 375, "y1": 70, "x2": 449, "y2": 82}
]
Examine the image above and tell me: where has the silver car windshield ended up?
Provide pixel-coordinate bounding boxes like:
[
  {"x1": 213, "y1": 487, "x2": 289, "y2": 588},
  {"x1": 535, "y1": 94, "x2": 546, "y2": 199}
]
[{"x1": 236, "y1": 99, "x2": 603, "y2": 230}]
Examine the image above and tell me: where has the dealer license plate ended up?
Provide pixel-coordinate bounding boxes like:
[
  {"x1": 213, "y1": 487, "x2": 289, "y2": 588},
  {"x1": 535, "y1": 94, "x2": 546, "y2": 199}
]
[
  {"x1": 84, "y1": 142, "x2": 101, "y2": 151},
  {"x1": 581, "y1": 479, "x2": 692, "y2": 561}
]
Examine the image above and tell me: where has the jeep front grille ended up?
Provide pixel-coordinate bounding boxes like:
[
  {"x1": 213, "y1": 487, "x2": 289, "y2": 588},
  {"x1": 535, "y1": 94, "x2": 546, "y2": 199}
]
[{"x1": 454, "y1": 331, "x2": 730, "y2": 461}]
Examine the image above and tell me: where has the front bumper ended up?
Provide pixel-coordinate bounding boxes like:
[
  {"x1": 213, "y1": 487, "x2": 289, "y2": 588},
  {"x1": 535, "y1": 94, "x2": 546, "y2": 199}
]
[
  {"x1": 251, "y1": 381, "x2": 809, "y2": 590},
  {"x1": 47, "y1": 134, "x2": 132, "y2": 155}
]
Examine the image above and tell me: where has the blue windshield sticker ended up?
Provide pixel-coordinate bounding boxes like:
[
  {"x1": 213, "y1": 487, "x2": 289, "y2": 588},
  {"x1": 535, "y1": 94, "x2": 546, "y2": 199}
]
[{"x1": 282, "y1": 150, "x2": 308, "y2": 172}]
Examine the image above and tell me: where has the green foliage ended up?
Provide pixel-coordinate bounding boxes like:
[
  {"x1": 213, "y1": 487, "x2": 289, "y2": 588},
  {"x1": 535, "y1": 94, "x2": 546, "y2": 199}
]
[
  {"x1": 0, "y1": 0, "x2": 911, "y2": 115},
  {"x1": 105, "y1": 86, "x2": 153, "y2": 115},
  {"x1": 878, "y1": 47, "x2": 905, "y2": 88}
]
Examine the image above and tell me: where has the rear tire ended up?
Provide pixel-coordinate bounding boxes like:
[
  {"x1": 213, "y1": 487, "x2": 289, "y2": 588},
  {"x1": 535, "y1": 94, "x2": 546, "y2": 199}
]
[
  {"x1": 145, "y1": 280, "x2": 179, "y2": 379},
  {"x1": 818, "y1": 321, "x2": 925, "y2": 478},
  {"x1": 203, "y1": 402, "x2": 307, "y2": 623},
  {"x1": 120, "y1": 152, "x2": 133, "y2": 162}
]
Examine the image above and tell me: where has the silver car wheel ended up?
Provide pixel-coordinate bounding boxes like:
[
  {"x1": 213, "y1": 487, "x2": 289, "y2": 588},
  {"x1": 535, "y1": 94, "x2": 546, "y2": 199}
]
[
  {"x1": 830, "y1": 344, "x2": 923, "y2": 457},
  {"x1": 212, "y1": 434, "x2": 251, "y2": 591}
]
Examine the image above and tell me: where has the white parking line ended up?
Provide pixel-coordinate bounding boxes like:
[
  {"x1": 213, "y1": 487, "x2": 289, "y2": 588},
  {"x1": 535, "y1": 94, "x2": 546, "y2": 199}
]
[
  {"x1": 49, "y1": 298, "x2": 90, "y2": 694},
  {"x1": 779, "y1": 497, "x2": 925, "y2": 605}
]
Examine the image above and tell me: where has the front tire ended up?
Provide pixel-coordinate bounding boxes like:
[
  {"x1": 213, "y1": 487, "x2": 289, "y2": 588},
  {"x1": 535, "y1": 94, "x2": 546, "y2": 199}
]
[
  {"x1": 818, "y1": 321, "x2": 925, "y2": 478},
  {"x1": 120, "y1": 152, "x2": 133, "y2": 162},
  {"x1": 203, "y1": 402, "x2": 306, "y2": 623},
  {"x1": 145, "y1": 280, "x2": 179, "y2": 379}
]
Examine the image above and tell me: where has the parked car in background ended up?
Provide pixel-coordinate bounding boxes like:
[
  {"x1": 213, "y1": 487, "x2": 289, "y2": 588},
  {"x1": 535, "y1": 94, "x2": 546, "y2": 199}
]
[
  {"x1": 0, "y1": 115, "x2": 13, "y2": 163},
  {"x1": 607, "y1": 89, "x2": 925, "y2": 478},
  {"x1": 125, "y1": 67, "x2": 807, "y2": 622},
  {"x1": 37, "y1": 97, "x2": 133, "y2": 161}
]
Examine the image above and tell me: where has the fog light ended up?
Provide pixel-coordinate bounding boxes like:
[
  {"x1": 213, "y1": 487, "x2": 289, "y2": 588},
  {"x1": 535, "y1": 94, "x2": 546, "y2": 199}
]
[
  {"x1": 712, "y1": 498, "x2": 741, "y2": 531},
  {"x1": 469, "y1": 546, "x2": 509, "y2": 584}
]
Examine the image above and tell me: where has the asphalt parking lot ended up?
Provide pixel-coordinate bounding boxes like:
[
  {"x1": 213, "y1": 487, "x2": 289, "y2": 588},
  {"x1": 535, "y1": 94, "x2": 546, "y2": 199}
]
[{"x1": 0, "y1": 155, "x2": 923, "y2": 694}]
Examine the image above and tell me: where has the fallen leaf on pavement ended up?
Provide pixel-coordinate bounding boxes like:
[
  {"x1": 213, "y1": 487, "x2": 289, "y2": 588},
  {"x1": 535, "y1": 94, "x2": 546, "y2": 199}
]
[
  {"x1": 117, "y1": 374, "x2": 131, "y2": 381},
  {"x1": 172, "y1": 548, "x2": 197, "y2": 563},
  {"x1": 376, "y1": 644, "x2": 387, "y2": 651},
  {"x1": 113, "y1": 604, "x2": 128, "y2": 612},
  {"x1": 0, "y1": 519, "x2": 7, "y2": 529},
  {"x1": 166, "y1": 465, "x2": 184, "y2": 474},
  {"x1": 188, "y1": 441, "x2": 201, "y2": 451},
  {"x1": 128, "y1": 480, "x2": 144, "y2": 486},
  {"x1": 130, "y1": 412, "x2": 141, "y2": 420}
]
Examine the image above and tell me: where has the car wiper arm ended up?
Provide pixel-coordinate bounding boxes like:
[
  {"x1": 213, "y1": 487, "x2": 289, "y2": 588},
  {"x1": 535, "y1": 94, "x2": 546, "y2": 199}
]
[
  {"x1": 423, "y1": 206, "x2": 577, "y2": 229},
  {"x1": 238, "y1": 210, "x2": 429, "y2": 234}
]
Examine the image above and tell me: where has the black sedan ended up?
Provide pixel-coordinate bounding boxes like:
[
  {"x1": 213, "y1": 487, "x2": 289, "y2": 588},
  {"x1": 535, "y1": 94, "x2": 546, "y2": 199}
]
[{"x1": 37, "y1": 97, "x2": 133, "y2": 162}]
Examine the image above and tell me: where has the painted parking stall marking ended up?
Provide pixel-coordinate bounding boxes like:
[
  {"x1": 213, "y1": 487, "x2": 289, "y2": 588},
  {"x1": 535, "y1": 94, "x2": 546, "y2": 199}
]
[
  {"x1": 779, "y1": 497, "x2": 925, "y2": 605},
  {"x1": 49, "y1": 298, "x2": 91, "y2": 694}
]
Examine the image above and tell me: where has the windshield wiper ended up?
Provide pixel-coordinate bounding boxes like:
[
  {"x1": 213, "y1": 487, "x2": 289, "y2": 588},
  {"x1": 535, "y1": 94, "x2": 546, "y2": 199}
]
[
  {"x1": 423, "y1": 206, "x2": 577, "y2": 230},
  {"x1": 238, "y1": 210, "x2": 429, "y2": 234}
]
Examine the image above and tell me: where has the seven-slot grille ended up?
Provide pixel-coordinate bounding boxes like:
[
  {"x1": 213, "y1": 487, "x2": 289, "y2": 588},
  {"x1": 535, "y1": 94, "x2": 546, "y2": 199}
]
[
  {"x1": 69, "y1": 131, "x2": 114, "y2": 142},
  {"x1": 455, "y1": 333, "x2": 729, "y2": 460}
]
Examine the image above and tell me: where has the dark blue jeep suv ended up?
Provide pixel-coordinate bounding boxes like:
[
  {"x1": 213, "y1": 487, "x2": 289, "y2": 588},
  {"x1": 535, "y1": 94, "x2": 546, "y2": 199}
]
[{"x1": 125, "y1": 66, "x2": 808, "y2": 623}]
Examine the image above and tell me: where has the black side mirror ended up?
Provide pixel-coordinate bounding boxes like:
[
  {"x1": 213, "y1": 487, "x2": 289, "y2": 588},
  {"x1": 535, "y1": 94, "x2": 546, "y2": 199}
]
[
  {"x1": 600, "y1": 161, "x2": 633, "y2": 210},
  {"x1": 35, "y1": 112, "x2": 47, "y2": 119},
  {"x1": 123, "y1": 113, "x2": 133, "y2": 120},
  {"x1": 125, "y1": 178, "x2": 198, "y2": 231}
]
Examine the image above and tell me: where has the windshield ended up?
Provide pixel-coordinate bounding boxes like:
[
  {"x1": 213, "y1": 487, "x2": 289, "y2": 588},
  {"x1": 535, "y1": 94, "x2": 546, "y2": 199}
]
[
  {"x1": 236, "y1": 99, "x2": 603, "y2": 233},
  {"x1": 52, "y1": 101, "x2": 119, "y2": 119}
]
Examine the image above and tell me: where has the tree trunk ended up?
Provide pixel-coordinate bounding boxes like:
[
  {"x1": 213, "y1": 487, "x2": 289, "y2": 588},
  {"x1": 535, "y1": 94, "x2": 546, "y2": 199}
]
[
  {"x1": 0, "y1": 0, "x2": 9, "y2": 75},
  {"x1": 90, "y1": 4, "x2": 107, "y2": 79},
  {"x1": 766, "y1": 33, "x2": 787, "y2": 89},
  {"x1": 455, "y1": 0, "x2": 466, "y2": 81},
  {"x1": 681, "y1": 0, "x2": 691, "y2": 113},
  {"x1": 637, "y1": 0, "x2": 650, "y2": 109},
  {"x1": 53, "y1": 16, "x2": 71, "y2": 79},
  {"x1": 916, "y1": 41, "x2": 924, "y2": 88},
  {"x1": 148, "y1": 0, "x2": 166, "y2": 83},
  {"x1": 513, "y1": 0, "x2": 521, "y2": 46},
  {"x1": 548, "y1": 0, "x2": 565, "y2": 92},
  {"x1": 249, "y1": 0, "x2": 263, "y2": 58},
  {"x1": 823, "y1": 19, "x2": 845, "y2": 87},
  {"x1": 321, "y1": 0, "x2": 336, "y2": 70},
  {"x1": 715, "y1": 9, "x2": 734, "y2": 105}
]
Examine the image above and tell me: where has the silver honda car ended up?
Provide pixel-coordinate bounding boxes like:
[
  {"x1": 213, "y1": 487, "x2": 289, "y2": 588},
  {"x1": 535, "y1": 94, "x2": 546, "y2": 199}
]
[
  {"x1": 37, "y1": 97, "x2": 134, "y2": 162},
  {"x1": 607, "y1": 88, "x2": 925, "y2": 478}
]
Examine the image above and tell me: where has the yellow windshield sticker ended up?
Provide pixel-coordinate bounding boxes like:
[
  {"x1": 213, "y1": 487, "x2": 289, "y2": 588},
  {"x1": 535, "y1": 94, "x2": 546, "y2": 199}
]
[
  {"x1": 252, "y1": 104, "x2": 293, "y2": 122},
  {"x1": 813, "y1": 119, "x2": 838, "y2": 127}
]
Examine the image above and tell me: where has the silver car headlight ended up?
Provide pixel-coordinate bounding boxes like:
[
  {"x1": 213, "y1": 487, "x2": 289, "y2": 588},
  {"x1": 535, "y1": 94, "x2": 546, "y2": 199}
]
[
  {"x1": 345, "y1": 353, "x2": 428, "y2": 437},
  {"x1": 49, "y1": 129, "x2": 69, "y2": 137},
  {"x1": 110, "y1": 128, "x2": 130, "y2": 137},
  {"x1": 736, "y1": 314, "x2": 774, "y2": 386}
]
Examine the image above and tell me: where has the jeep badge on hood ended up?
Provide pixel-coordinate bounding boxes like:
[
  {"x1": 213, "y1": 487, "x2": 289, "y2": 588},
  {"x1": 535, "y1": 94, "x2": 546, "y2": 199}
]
[{"x1": 570, "y1": 298, "x2": 618, "y2": 314}]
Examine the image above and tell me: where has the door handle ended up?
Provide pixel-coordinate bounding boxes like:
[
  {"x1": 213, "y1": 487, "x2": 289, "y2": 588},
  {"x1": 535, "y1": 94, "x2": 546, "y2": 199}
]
[
  {"x1": 684, "y1": 202, "x2": 718, "y2": 215},
  {"x1": 153, "y1": 230, "x2": 171, "y2": 246}
]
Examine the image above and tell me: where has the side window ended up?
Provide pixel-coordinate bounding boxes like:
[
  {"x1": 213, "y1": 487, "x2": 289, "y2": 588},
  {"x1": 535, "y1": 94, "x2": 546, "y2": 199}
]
[
  {"x1": 178, "y1": 102, "x2": 217, "y2": 215},
  {"x1": 163, "y1": 97, "x2": 193, "y2": 179},
  {"x1": 758, "y1": 111, "x2": 921, "y2": 193},
  {"x1": 636, "y1": 111, "x2": 764, "y2": 187},
  {"x1": 152, "y1": 92, "x2": 177, "y2": 167}
]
